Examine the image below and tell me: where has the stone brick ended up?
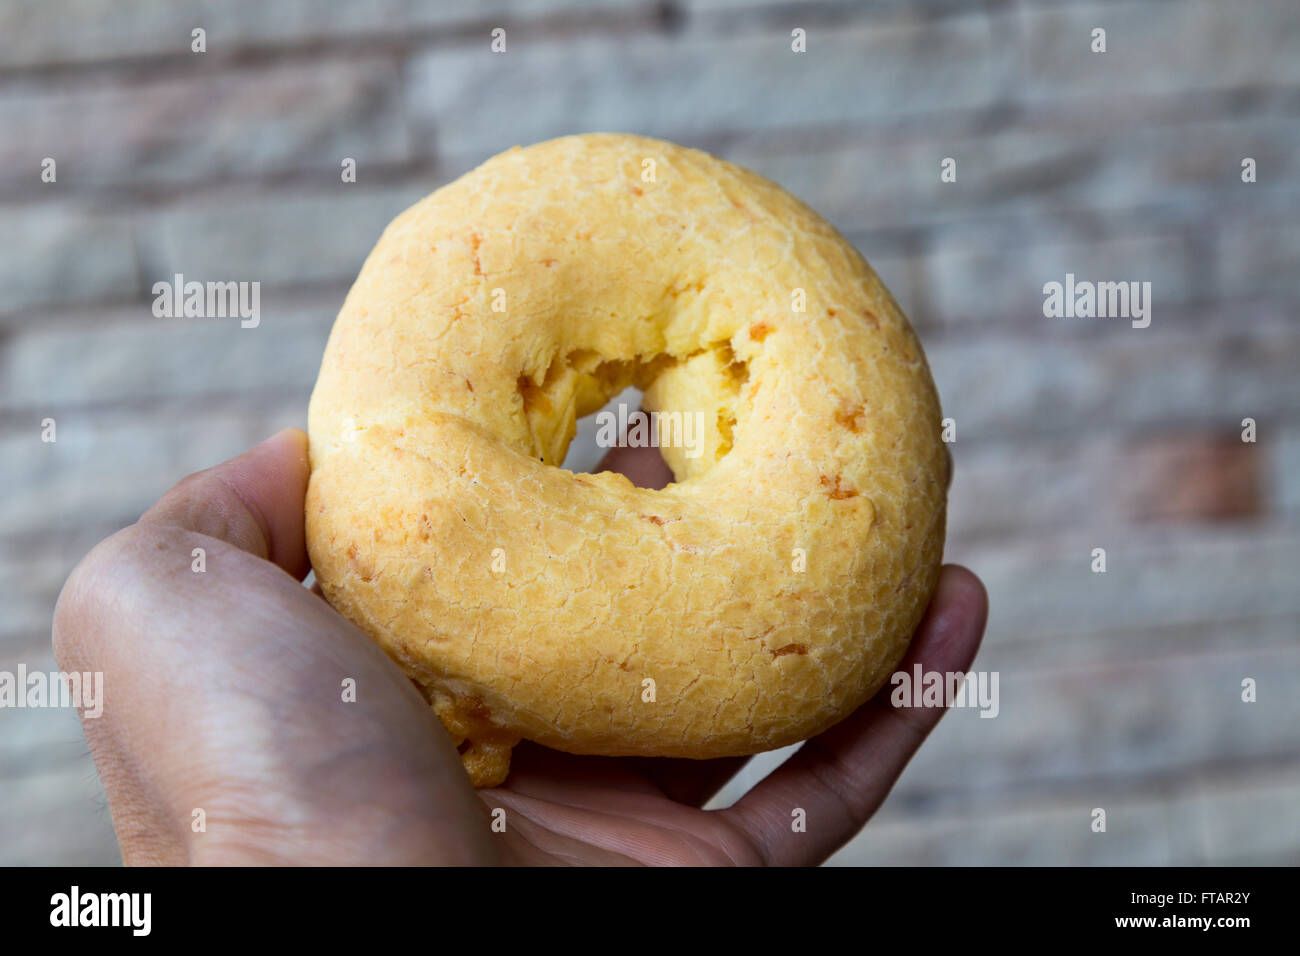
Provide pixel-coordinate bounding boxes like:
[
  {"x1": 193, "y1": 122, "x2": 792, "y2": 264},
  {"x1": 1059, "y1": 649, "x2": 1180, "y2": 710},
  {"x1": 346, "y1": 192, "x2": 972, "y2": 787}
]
[
  {"x1": 947, "y1": 428, "x2": 1276, "y2": 543},
  {"x1": 946, "y1": 434, "x2": 1115, "y2": 543},
  {"x1": 949, "y1": 523, "x2": 1300, "y2": 644},
  {"x1": 406, "y1": 14, "x2": 999, "y2": 161},
  {"x1": 927, "y1": 313, "x2": 1300, "y2": 440},
  {"x1": 1215, "y1": 211, "x2": 1300, "y2": 299},
  {"x1": 0, "y1": 59, "x2": 410, "y2": 192},
  {"x1": 1188, "y1": 767, "x2": 1300, "y2": 865},
  {"x1": 1017, "y1": 0, "x2": 1300, "y2": 106},
  {"x1": 1120, "y1": 430, "x2": 1264, "y2": 522},
  {"x1": 728, "y1": 115, "x2": 1300, "y2": 237},
  {"x1": 135, "y1": 183, "x2": 427, "y2": 288},
  {"x1": 903, "y1": 643, "x2": 1299, "y2": 795},
  {"x1": 0, "y1": 204, "x2": 137, "y2": 314},
  {"x1": 0, "y1": 300, "x2": 333, "y2": 410},
  {"x1": 914, "y1": 221, "x2": 1203, "y2": 327},
  {"x1": 0, "y1": 398, "x2": 310, "y2": 541}
]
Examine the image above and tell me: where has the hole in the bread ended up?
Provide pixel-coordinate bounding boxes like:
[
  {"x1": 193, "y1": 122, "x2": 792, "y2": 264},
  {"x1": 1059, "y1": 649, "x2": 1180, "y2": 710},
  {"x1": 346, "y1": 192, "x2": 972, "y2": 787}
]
[
  {"x1": 521, "y1": 339, "x2": 752, "y2": 484},
  {"x1": 563, "y1": 385, "x2": 668, "y2": 486}
]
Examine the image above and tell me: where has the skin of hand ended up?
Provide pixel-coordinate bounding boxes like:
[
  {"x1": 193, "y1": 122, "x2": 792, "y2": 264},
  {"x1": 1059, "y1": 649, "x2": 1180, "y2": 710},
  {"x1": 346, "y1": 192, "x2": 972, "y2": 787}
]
[{"x1": 52, "y1": 428, "x2": 987, "y2": 866}]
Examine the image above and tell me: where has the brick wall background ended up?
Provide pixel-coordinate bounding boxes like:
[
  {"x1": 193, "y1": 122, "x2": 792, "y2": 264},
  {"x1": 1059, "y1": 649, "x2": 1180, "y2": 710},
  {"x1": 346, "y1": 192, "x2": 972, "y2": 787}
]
[{"x1": 1, "y1": 0, "x2": 1297, "y2": 865}]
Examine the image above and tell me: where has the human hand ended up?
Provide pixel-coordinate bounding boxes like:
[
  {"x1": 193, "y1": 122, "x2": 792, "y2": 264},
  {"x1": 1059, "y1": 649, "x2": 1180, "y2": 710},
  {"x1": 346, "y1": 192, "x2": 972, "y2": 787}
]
[{"x1": 53, "y1": 429, "x2": 986, "y2": 865}]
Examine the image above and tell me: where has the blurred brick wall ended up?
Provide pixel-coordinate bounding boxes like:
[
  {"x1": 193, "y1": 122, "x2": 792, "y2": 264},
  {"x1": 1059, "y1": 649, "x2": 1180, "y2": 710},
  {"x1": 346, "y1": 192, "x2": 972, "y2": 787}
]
[{"x1": 0, "y1": 0, "x2": 1296, "y2": 864}]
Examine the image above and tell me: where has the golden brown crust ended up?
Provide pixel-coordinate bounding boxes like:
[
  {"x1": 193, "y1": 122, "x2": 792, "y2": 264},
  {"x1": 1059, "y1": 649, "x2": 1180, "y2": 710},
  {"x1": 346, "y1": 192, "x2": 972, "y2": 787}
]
[{"x1": 305, "y1": 134, "x2": 947, "y2": 787}]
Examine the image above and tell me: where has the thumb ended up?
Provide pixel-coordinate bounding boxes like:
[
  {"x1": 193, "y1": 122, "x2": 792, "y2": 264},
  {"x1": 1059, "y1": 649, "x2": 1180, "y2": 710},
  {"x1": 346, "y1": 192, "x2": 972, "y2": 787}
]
[{"x1": 139, "y1": 427, "x2": 311, "y2": 579}]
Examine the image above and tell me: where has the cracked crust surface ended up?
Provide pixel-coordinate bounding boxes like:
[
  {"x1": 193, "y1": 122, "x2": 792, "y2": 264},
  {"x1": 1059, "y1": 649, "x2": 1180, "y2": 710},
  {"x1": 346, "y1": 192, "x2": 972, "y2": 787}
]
[{"x1": 305, "y1": 134, "x2": 948, "y2": 787}]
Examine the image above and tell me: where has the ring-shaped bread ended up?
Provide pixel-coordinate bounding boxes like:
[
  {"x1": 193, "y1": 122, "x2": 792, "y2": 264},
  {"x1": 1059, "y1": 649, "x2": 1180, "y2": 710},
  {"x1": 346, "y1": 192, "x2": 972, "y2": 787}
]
[{"x1": 306, "y1": 133, "x2": 948, "y2": 787}]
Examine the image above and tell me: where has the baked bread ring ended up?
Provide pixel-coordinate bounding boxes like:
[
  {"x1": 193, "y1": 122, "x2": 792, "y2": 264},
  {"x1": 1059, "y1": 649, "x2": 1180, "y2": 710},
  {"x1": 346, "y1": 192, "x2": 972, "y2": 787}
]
[{"x1": 306, "y1": 133, "x2": 948, "y2": 787}]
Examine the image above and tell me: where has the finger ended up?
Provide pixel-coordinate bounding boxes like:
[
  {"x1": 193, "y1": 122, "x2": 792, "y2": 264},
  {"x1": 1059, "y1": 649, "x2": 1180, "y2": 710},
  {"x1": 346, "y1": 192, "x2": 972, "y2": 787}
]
[
  {"x1": 595, "y1": 442, "x2": 675, "y2": 490},
  {"x1": 722, "y1": 565, "x2": 988, "y2": 866},
  {"x1": 139, "y1": 427, "x2": 311, "y2": 580}
]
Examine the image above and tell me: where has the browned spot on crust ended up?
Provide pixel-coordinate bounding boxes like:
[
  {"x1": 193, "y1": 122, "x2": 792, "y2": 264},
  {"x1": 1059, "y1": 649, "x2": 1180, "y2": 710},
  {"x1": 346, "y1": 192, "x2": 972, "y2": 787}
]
[
  {"x1": 820, "y1": 474, "x2": 859, "y2": 500},
  {"x1": 640, "y1": 514, "x2": 666, "y2": 526},
  {"x1": 772, "y1": 644, "x2": 807, "y2": 657},
  {"x1": 470, "y1": 231, "x2": 484, "y2": 276},
  {"x1": 629, "y1": 185, "x2": 643, "y2": 196},
  {"x1": 465, "y1": 379, "x2": 474, "y2": 392},
  {"x1": 540, "y1": 258, "x2": 557, "y2": 268},
  {"x1": 731, "y1": 199, "x2": 755, "y2": 222},
  {"x1": 862, "y1": 310, "x2": 880, "y2": 329},
  {"x1": 834, "y1": 401, "x2": 868, "y2": 432},
  {"x1": 466, "y1": 699, "x2": 492, "y2": 722},
  {"x1": 346, "y1": 543, "x2": 359, "y2": 560},
  {"x1": 749, "y1": 321, "x2": 773, "y2": 342},
  {"x1": 457, "y1": 463, "x2": 468, "y2": 477}
]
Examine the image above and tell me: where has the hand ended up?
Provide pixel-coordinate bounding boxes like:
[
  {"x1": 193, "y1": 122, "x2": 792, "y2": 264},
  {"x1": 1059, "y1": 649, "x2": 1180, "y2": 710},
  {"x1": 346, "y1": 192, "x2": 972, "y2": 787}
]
[{"x1": 54, "y1": 429, "x2": 987, "y2": 865}]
